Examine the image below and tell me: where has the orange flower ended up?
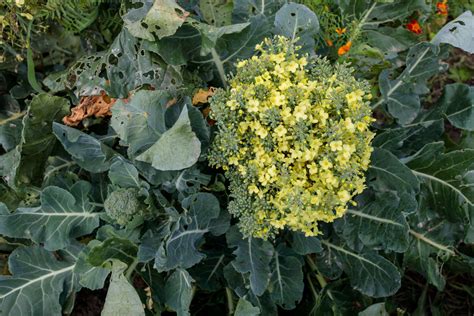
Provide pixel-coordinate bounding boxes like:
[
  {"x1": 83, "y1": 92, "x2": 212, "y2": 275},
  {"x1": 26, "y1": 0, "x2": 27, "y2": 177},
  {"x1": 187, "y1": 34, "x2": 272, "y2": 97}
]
[
  {"x1": 335, "y1": 27, "x2": 347, "y2": 35},
  {"x1": 337, "y1": 41, "x2": 352, "y2": 56},
  {"x1": 326, "y1": 38, "x2": 334, "y2": 47},
  {"x1": 406, "y1": 19, "x2": 422, "y2": 34},
  {"x1": 436, "y1": 1, "x2": 448, "y2": 16}
]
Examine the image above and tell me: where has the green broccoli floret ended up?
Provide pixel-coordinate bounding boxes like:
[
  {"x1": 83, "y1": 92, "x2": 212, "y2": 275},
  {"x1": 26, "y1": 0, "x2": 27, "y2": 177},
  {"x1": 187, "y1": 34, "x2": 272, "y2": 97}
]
[{"x1": 104, "y1": 188, "x2": 143, "y2": 226}]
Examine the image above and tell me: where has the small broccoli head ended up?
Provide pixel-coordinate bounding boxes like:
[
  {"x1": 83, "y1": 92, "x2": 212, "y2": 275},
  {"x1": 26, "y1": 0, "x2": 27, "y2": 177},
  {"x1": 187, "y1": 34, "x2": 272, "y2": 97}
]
[{"x1": 104, "y1": 188, "x2": 143, "y2": 226}]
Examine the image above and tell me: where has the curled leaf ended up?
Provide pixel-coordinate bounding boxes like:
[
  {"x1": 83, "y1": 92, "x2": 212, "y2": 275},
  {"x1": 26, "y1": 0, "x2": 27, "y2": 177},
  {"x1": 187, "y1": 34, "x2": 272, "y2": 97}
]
[
  {"x1": 63, "y1": 91, "x2": 117, "y2": 126},
  {"x1": 192, "y1": 87, "x2": 217, "y2": 105}
]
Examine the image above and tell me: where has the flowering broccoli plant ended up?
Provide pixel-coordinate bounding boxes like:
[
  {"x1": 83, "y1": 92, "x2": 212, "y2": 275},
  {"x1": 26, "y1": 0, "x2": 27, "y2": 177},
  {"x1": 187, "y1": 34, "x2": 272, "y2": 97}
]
[
  {"x1": 210, "y1": 36, "x2": 374, "y2": 238},
  {"x1": 0, "y1": 1, "x2": 474, "y2": 315}
]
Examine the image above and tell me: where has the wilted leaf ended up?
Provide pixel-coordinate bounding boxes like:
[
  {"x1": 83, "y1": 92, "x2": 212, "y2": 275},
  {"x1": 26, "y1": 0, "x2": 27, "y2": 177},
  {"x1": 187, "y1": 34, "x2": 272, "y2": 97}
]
[
  {"x1": 136, "y1": 106, "x2": 201, "y2": 171},
  {"x1": 102, "y1": 260, "x2": 145, "y2": 316},
  {"x1": 63, "y1": 91, "x2": 117, "y2": 126},
  {"x1": 0, "y1": 181, "x2": 100, "y2": 251}
]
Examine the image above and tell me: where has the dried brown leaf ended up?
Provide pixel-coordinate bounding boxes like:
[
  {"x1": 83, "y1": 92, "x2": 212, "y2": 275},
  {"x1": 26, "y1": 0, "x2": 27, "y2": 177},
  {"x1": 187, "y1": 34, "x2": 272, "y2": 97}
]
[{"x1": 63, "y1": 91, "x2": 117, "y2": 126}]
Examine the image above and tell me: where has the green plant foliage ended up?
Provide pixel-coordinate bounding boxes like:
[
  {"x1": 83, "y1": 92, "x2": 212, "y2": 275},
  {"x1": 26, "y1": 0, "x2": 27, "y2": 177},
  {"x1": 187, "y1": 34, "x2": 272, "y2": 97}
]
[{"x1": 1, "y1": 1, "x2": 474, "y2": 315}]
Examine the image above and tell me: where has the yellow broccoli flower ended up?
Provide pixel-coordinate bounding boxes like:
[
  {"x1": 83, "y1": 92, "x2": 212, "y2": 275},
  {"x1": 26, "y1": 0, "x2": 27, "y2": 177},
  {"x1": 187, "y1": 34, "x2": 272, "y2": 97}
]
[{"x1": 208, "y1": 36, "x2": 374, "y2": 239}]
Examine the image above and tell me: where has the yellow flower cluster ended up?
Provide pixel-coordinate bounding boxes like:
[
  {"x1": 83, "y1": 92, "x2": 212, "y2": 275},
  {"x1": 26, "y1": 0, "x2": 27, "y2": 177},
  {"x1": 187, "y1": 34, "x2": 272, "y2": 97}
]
[{"x1": 208, "y1": 36, "x2": 374, "y2": 239}]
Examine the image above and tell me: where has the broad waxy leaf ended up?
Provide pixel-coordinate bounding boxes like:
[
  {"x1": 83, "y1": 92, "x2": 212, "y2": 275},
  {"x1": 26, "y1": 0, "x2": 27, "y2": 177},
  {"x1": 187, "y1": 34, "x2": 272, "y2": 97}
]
[
  {"x1": 165, "y1": 269, "x2": 194, "y2": 316},
  {"x1": 45, "y1": 29, "x2": 182, "y2": 98},
  {"x1": 232, "y1": 0, "x2": 285, "y2": 22},
  {"x1": 368, "y1": 147, "x2": 420, "y2": 194},
  {"x1": 226, "y1": 226, "x2": 274, "y2": 296},
  {"x1": 155, "y1": 192, "x2": 223, "y2": 271},
  {"x1": 125, "y1": 0, "x2": 188, "y2": 40},
  {"x1": 274, "y1": 3, "x2": 319, "y2": 50},
  {"x1": 108, "y1": 158, "x2": 141, "y2": 188},
  {"x1": 291, "y1": 231, "x2": 323, "y2": 255},
  {"x1": 136, "y1": 106, "x2": 201, "y2": 171},
  {"x1": 74, "y1": 240, "x2": 110, "y2": 290},
  {"x1": 111, "y1": 90, "x2": 170, "y2": 157},
  {"x1": 87, "y1": 237, "x2": 139, "y2": 268},
  {"x1": 53, "y1": 123, "x2": 117, "y2": 173},
  {"x1": 437, "y1": 83, "x2": 474, "y2": 131},
  {"x1": 235, "y1": 298, "x2": 260, "y2": 316},
  {"x1": 377, "y1": 43, "x2": 447, "y2": 124},
  {"x1": 433, "y1": 11, "x2": 474, "y2": 54},
  {"x1": 404, "y1": 208, "x2": 462, "y2": 290},
  {"x1": 1, "y1": 94, "x2": 69, "y2": 188},
  {"x1": 0, "y1": 246, "x2": 79, "y2": 316},
  {"x1": 200, "y1": 0, "x2": 233, "y2": 26},
  {"x1": 359, "y1": 303, "x2": 389, "y2": 316},
  {"x1": 406, "y1": 143, "x2": 474, "y2": 222},
  {"x1": 188, "y1": 251, "x2": 227, "y2": 291},
  {"x1": 0, "y1": 181, "x2": 100, "y2": 251},
  {"x1": 268, "y1": 247, "x2": 304, "y2": 309},
  {"x1": 343, "y1": 191, "x2": 410, "y2": 253},
  {"x1": 321, "y1": 241, "x2": 401, "y2": 297},
  {"x1": 102, "y1": 261, "x2": 145, "y2": 316}
]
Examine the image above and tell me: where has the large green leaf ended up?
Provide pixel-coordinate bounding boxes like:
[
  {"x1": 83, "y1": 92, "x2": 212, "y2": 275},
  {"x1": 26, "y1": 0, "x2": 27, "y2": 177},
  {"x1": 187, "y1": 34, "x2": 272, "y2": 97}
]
[
  {"x1": 200, "y1": 0, "x2": 233, "y2": 26},
  {"x1": 102, "y1": 261, "x2": 145, "y2": 316},
  {"x1": 73, "y1": 240, "x2": 110, "y2": 290},
  {"x1": 274, "y1": 3, "x2": 319, "y2": 50},
  {"x1": 343, "y1": 191, "x2": 410, "y2": 253},
  {"x1": 0, "y1": 181, "x2": 100, "y2": 251},
  {"x1": 108, "y1": 158, "x2": 141, "y2": 189},
  {"x1": 87, "y1": 237, "x2": 139, "y2": 268},
  {"x1": 188, "y1": 251, "x2": 227, "y2": 291},
  {"x1": 321, "y1": 241, "x2": 401, "y2": 298},
  {"x1": 404, "y1": 208, "x2": 462, "y2": 291},
  {"x1": 291, "y1": 231, "x2": 323, "y2": 255},
  {"x1": 165, "y1": 269, "x2": 194, "y2": 316},
  {"x1": 193, "y1": 22, "x2": 251, "y2": 56},
  {"x1": 368, "y1": 147, "x2": 420, "y2": 194},
  {"x1": 0, "y1": 245, "x2": 79, "y2": 316},
  {"x1": 433, "y1": 11, "x2": 474, "y2": 54},
  {"x1": 376, "y1": 43, "x2": 447, "y2": 125},
  {"x1": 111, "y1": 90, "x2": 170, "y2": 157},
  {"x1": 53, "y1": 123, "x2": 117, "y2": 173},
  {"x1": 235, "y1": 298, "x2": 260, "y2": 316},
  {"x1": 45, "y1": 29, "x2": 182, "y2": 98},
  {"x1": 232, "y1": 0, "x2": 285, "y2": 22},
  {"x1": 124, "y1": 0, "x2": 188, "y2": 40},
  {"x1": 1, "y1": 94, "x2": 69, "y2": 188},
  {"x1": 268, "y1": 246, "x2": 304, "y2": 309},
  {"x1": 406, "y1": 143, "x2": 474, "y2": 222},
  {"x1": 436, "y1": 83, "x2": 474, "y2": 131},
  {"x1": 136, "y1": 106, "x2": 201, "y2": 171},
  {"x1": 155, "y1": 192, "x2": 224, "y2": 271},
  {"x1": 226, "y1": 226, "x2": 274, "y2": 296}
]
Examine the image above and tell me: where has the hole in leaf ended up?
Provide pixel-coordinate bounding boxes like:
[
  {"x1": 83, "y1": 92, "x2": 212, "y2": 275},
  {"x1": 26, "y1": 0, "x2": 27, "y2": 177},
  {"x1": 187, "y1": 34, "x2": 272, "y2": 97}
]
[{"x1": 290, "y1": 12, "x2": 296, "y2": 17}]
